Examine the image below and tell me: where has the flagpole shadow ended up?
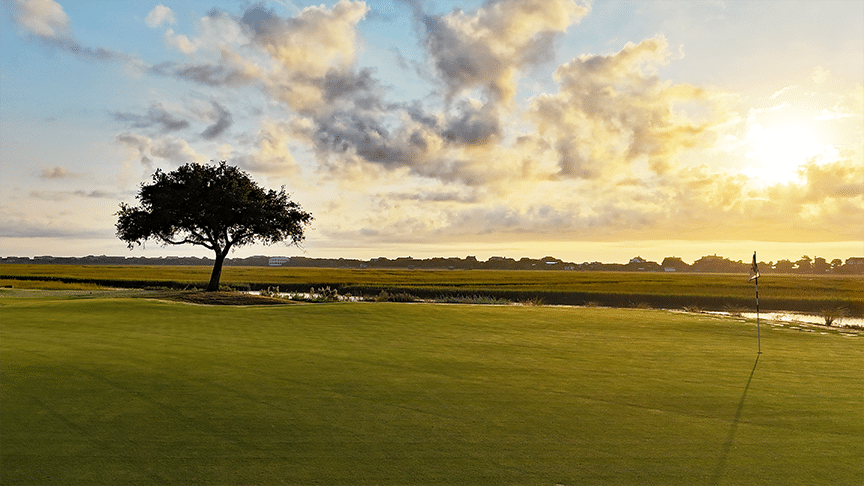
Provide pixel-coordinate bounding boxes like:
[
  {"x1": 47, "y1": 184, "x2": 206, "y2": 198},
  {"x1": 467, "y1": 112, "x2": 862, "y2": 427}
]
[{"x1": 710, "y1": 354, "x2": 760, "y2": 485}]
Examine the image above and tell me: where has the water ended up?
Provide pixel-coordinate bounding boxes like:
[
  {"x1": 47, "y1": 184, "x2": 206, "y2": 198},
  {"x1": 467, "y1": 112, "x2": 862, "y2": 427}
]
[
  {"x1": 247, "y1": 290, "x2": 864, "y2": 329},
  {"x1": 247, "y1": 290, "x2": 362, "y2": 302},
  {"x1": 707, "y1": 310, "x2": 864, "y2": 328}
]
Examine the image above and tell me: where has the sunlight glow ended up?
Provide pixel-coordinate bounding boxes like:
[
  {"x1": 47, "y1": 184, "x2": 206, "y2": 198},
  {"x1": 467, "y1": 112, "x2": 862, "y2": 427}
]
[{"x1": 742, "y1": 123, "x2": 825, "y2": 185}]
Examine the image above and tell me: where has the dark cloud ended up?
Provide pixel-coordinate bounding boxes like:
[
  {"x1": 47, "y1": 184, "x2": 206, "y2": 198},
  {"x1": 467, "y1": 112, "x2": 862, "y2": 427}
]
[
  {"x1": 200, "y1": 101, "x2": 233, "y2": 140},
  {"x1": 312, "y1": 110, "x2": 412, "y2": 167},
  {"x1": 239, "y1": 2, "x2": 282, "y2": 41},
  {"x1": 416, "y1": 0, "x2": 588, "y2": 102},
  {"x1": 112, "y1": 103, "x2": 190, "y2": 133},
  {"x1": 240, "y1": 3, "x2": 277, "y2": 33},
  {"x1": 149, "y1": 61, "x2": 256, "y2": 87},
  {"x1": 322, "y1": 68, "x2": 380, "y2": 105},
  {"x1": 442, "y1": 102, "x2": 500, "y2": 145},
  {"x1": 555, "y1": 139, "x2": 600, "y2": 179},
  {"x1": 422, "y1": 13, "x2": 506, "y2": 101},
  {"x1": 392, "y1": 189, "x2": 480, "y2": 204},
  {"x1": 81, "y1": 190, "x2": 114, "y2": 198}
]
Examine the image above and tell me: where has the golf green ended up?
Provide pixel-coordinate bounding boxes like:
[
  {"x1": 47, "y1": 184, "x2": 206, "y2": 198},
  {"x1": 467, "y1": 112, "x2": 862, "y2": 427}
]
[{"x1": 2, "y1": 291, "x2": 861, "y2": 484}]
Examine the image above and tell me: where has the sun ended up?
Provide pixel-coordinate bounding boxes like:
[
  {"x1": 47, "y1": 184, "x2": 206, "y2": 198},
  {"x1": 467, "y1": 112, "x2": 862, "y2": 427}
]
[{"x1": 741, "y1": 122, "x2": 826, "y2": 185}]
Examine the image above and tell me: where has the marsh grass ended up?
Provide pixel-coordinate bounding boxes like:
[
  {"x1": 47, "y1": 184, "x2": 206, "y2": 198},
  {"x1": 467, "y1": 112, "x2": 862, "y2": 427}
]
[
  {"x1": 0, "y1": 278, "x2": 109, "y2": 291},
  {"x1": 1, "y1": 264, "x2": 861, "y2": 315},
  {"x1": 820, "y1": 307, "x2": 847, "y2": 327},
  {"x1": 374, "y1": 290, "x2": 418, "y2": 302},
  {"x1": 723, "y1": 304, "x2": 748, "y2": 317},
  {"x1": 435, "y1": 294, "x2": 511, "y2": 305}
]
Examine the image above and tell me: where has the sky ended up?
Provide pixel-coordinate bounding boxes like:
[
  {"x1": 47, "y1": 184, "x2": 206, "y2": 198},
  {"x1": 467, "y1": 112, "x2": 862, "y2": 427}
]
[{"x1": 1, "y1": 0, "x2": 862, "y2": 264}]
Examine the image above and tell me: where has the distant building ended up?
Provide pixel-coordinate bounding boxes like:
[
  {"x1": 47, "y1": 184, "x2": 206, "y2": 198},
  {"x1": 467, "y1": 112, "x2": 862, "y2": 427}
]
[
  {"x1": 269, "y1": 257, "x2": 289, "y2": 266},
  {"x1": 846, "y1": 257, "x2": 864, "y2": 266}
]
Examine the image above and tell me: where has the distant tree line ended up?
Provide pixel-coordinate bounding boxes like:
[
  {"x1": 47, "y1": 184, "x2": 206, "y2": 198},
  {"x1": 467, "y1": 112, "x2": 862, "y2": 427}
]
[{"x1": 3, "y1": 253, "x2": 863, "y2": 274}]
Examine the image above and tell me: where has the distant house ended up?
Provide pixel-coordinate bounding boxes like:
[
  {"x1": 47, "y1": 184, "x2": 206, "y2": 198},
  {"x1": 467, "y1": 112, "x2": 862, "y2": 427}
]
[{"x1": 269, "y1": 257, "x2": 289, "y2": 266}]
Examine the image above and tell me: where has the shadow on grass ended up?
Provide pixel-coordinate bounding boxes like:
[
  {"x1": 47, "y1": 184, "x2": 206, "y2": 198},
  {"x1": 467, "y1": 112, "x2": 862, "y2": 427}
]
[{"x1": 711, "y1": 354, "x2": 760, "y2": 485}]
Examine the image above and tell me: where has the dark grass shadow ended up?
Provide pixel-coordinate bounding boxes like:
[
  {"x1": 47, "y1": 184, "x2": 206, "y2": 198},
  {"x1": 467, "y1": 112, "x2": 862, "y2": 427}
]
[{"x1": 711, "y1": 354, "x2": 760, "y2": 485}]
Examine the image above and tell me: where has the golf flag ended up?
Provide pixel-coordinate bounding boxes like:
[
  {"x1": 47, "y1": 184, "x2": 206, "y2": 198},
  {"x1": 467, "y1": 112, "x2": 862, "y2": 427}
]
[
  {"x1": 750, "y1": 251, "x2": 762, "y2": 353},
  {"x1": 749, "y1": 252, "x2": 760, "y2": 282}
]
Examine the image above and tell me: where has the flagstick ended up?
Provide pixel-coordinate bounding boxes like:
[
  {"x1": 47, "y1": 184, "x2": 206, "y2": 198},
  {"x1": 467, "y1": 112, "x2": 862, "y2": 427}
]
[{"x1": 755, "y1": 275, "x2": 761, "y2": 354}]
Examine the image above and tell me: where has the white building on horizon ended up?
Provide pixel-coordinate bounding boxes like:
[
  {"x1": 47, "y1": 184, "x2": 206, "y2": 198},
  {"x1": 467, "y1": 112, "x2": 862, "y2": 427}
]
[{"x1": 269, "y1": 257, "x2": 289, "y2": 266}]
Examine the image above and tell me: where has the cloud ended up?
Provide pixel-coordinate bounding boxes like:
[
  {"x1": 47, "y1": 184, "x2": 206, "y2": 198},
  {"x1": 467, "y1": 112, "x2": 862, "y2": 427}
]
[
  {"x1": 228, "y1": 121, "x2": 300, "y2": 176},
  {"x1": 149, "y1": 59, "x2": 259, "y2": 87},
  {"x1": 241, "y1": 0, "x2": 371, "y2": 112},
  {"x1": 654, "y1": 147, "x2": 864, "y2": 243},
  {"x1": 28, "y1": 189, "x2": 115, "y2": 201},
  {"x1": 145, "y1": 5, "x2": 176, "y2": 28},
  {"x1": 814, "y1": 84, "x2": 864, "y2": 121},
  {"x1": 164, "y1": 29, "x2": 196, "y2": 54},
  {"x1": 0, "y1": 212, "x2": 109, "y2": 238},
  {"x1": 9, "y1": 0, "x2": 140, "y2": 64},
  {"x1": 796, "y1": 151, "x2": 864, "y2": 203},
  {"x1": 200, "y1": 101, "x2": 233, "y2": 140},
  {"x1": 391, "y1": 188, "x2": 482, "y2": 204},
  {"x1": 28, "y1": 0, "x2": 848, "y2": 252},
  {"x1": 420, "y1": 0, "x2": 590, "y2": 102},
  {"x1": 10, "y1": 0, "x2": 69, "y2": 39},
  {"x1": 38, "y1": 166, "x2": 75, "y2": 179},
  {"x1": 528, "y1": 35, "x2": 729, "y2": 179},
  {"x1": 112, "y1": 103, "x2": 190, "y2": 133},
  {"x1": 242, "y1": 0, "x2": 368, "y2": 78},
  {"x1": 441, "y1": 100, "x2": 500, "y2": 145},
  {"x1": 116, "y1": 132, "x2": 205, "y2": 166},
  {"x1": 305, "y1": 109, "x2": 416, "y2": 168}
]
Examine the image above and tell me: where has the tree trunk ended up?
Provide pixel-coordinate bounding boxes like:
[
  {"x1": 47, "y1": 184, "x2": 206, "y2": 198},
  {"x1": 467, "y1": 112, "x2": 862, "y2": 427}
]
[{"x1": 207, "y1": 251, "x2": 226, "y2": 291}]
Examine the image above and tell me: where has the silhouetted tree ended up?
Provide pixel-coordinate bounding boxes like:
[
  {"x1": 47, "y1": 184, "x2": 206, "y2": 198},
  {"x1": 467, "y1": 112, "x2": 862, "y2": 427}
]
[
  {"x1": 813, "y1": 257, "x2": 830, "y2": 274},
  {"x1": 774, "y1": 259, "x2": 793, "y2": 272},
  {"x1": 116, "y1": 161, "x2": 312, "y2": 291},
  {"x1": 795, "y1": 255, "x2": 813, "y2": 273}
]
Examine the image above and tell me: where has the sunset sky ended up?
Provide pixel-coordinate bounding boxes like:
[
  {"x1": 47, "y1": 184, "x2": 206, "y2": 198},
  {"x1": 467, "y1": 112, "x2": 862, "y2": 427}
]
[{"x1": 1, "y1": 0, "x2": 862, "y2": 264}]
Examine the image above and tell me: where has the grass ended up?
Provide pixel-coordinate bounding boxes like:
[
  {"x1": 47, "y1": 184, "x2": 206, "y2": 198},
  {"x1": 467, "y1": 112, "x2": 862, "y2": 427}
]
[
  {"x1": 0, "y1": 278, "x2": 110, "y2": 291},
  {"x1": 2, "y1": 264, "x2": 862, "y2": 314},
  {"x1": 1, "y1": 290, "x2": 861, "y2": 485}
]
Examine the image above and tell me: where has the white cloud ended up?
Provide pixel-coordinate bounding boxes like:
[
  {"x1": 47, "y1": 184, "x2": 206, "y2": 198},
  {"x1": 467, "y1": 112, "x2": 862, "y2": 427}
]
[
  {"x1": 145, "y1": 4, "x2": 176, "y2": 28},
  {"x1": 528, "y1": 36, "x2": 730, "y2": 179},
  {"x1": 164, "y1": 29, "x2": 196, "y2": 54},
  {"x1": 11, "y1": 0, "x2": 69, "y2": 39},
  {"x1": 115, "y1": 132, "x2": 206, "y2": 167}
]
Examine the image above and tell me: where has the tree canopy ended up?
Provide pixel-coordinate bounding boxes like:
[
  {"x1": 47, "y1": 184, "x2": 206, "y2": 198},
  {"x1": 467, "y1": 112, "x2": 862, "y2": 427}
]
[{"x1": 116, "y1": 161, "x2": 312, "y2": 291}]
